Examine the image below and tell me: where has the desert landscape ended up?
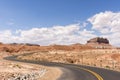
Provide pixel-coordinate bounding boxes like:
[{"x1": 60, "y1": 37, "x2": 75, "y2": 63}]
[
  {"x1": 1, "y1": 1, "x2": 120, "y2": 80},
  {"x1": 0, "y1": 37, "x2": 120, "y2": 80},
  {"x1": 0, "y1": 43, "x2": 62, "y2": 80}
]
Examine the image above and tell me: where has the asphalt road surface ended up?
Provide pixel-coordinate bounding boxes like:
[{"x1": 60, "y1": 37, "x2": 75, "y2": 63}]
[{"x1": 4, "y1": 53, "x2": 120, "y2": 80}]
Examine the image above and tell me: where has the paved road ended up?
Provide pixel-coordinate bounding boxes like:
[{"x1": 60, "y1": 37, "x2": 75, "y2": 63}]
[{"x1": 4, "y1": 53, "x2": 120, "y2": 80}]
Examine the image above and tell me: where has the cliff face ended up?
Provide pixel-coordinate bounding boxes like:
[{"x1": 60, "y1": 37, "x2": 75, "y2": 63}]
[
  {"x1": 86, "y1": 37, "x2": 114, "y2": 49},
  {"x1": 87, "y1": 37, "x2": 109, "y2": 44}
]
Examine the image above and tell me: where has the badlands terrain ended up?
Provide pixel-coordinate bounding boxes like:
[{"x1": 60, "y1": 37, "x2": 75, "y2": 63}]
[{"x1": 0, "y1": 37, "x2": 120, "y2": 80}]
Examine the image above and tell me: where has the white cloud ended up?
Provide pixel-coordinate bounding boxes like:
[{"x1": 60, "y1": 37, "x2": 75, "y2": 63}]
[
  {"x1": 0, "y1": 11, "x2": 120, "y2": 46},
  {"x1": 0, "y1": 24, "x2": 96, "y2": 45},
  {"x1": 88, "y1": 11, "x2": 120, "y2": 34},
  {"x1": 88, "y1": 11, "x2": 120, "y2": 46}
]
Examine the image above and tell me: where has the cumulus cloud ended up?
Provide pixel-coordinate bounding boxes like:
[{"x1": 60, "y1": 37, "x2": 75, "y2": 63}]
[
  {"x1": 0, "y1": 24, "x2": 96, "y2": 45},
  {"x1": 1, "y1": 11, "x2": 120, "y2": 46},
  {"x1": 88, "y1": 11, "x2": 120, "y2": 34},
  {"x1": 88, "y1": 11, "x2": 120, "y2": 46}
]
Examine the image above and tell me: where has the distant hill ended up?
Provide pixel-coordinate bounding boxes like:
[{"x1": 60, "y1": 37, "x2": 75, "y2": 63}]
[{"x1": 0, "y1": 37, "x2": 118, "y2": 53}]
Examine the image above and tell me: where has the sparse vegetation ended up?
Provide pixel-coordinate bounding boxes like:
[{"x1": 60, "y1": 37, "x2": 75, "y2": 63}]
[
  {"x1": 105, "y1": 66, "x2": 110, "y2": 69},
  {"x1": 0, "y1": 39, "x2": 120, "y2": 80},
  {"x1": 17, "y1": 49, "x2": 120, "y2": 72}
]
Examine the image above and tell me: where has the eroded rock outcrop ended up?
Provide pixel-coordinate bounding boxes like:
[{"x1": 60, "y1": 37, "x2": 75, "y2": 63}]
[
  {"x1": 87, "y1": 37, "x2": 109, "y2": 44},
  {"x1": 86, "y1": 37, "x2": 114, "y2": 49}
]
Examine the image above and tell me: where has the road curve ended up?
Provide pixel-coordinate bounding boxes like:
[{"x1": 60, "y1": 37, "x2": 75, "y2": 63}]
[{"x1": 4, "y1": 53, "x2": 120, "y2": 80}]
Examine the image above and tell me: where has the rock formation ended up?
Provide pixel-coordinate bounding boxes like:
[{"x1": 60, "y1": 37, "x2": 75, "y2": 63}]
[
  {"x1": 86, "y1": 37, "x2": 114, "y2": 49},
  {"x1": 87, "y1": 37, "x2": 109, "y2": 44}
]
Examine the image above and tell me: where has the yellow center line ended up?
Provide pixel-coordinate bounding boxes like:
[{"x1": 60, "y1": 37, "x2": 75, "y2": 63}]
[
  {"x1": 71, "y1": 65, "x2": 104, "y2": 80},
  {"x1": 58, "y1": 63, "x2": 103, "y2": 80},
  {"x1": 79, "y1": 67, "x2": 103, "y2": 80}
]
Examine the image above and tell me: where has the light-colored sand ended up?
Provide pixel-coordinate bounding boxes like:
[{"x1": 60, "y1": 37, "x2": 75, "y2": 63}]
[
  {"x1": 0, "y1": 59, "x2": 62, "y2": 80},
  {"x1": 39, "y1": 67, "x2": 62, "y2": 80}
]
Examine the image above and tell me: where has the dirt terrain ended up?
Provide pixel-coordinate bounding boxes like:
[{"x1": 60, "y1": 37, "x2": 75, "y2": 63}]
[
  {"x1": 0, "y1": 44, "x2": 62, "y2": 80},
  {"x1": 0, "y1": 59, "x2": 61, "y2": 80},
  {"x1": 17, "y1": 49, "x2": 120, "y2": 71},
  {"x1": 0, "y1": 37, "x2": 120, "y2": 79}
]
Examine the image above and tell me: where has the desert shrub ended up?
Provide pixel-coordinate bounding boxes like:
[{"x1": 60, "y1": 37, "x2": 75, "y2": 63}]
[
  {"x1": 13, "y1": 64, "x2": 22, "y2": 69},
  {"x1": 86, "y1": 63, "x2": 90, "y2": 65},
  {"x1": 66, "y1": 58, "x2": 74, "y2": 63},
  {"x1": 93, "y1": 64, "x2": 96, "y2": 66},
  {"x1": 2, "y1": 47, "x2": 10, "y2": 52},
  {"x1": 105, "y1": 65, "x2": 110, "y2": 69}
]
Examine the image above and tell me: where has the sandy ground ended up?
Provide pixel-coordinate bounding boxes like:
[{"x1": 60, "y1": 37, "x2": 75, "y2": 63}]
[
  {"x1": 0, "y1": 57, "x2": 61, "y2": 80},
  {"x1": 40, "y1": 67, "x2": 62, "y2": 80},
  {"x1": 0, "y1": 43, "x2": 120, "y2": 79}
]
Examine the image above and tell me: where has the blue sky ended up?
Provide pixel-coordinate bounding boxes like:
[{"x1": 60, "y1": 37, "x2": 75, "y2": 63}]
[
  {"x1": 0, "y1": 0, "x2": 120, "y2": 46},
  {"x1": 0, "y1": 0, "x2": 119, "y2": 30}
]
